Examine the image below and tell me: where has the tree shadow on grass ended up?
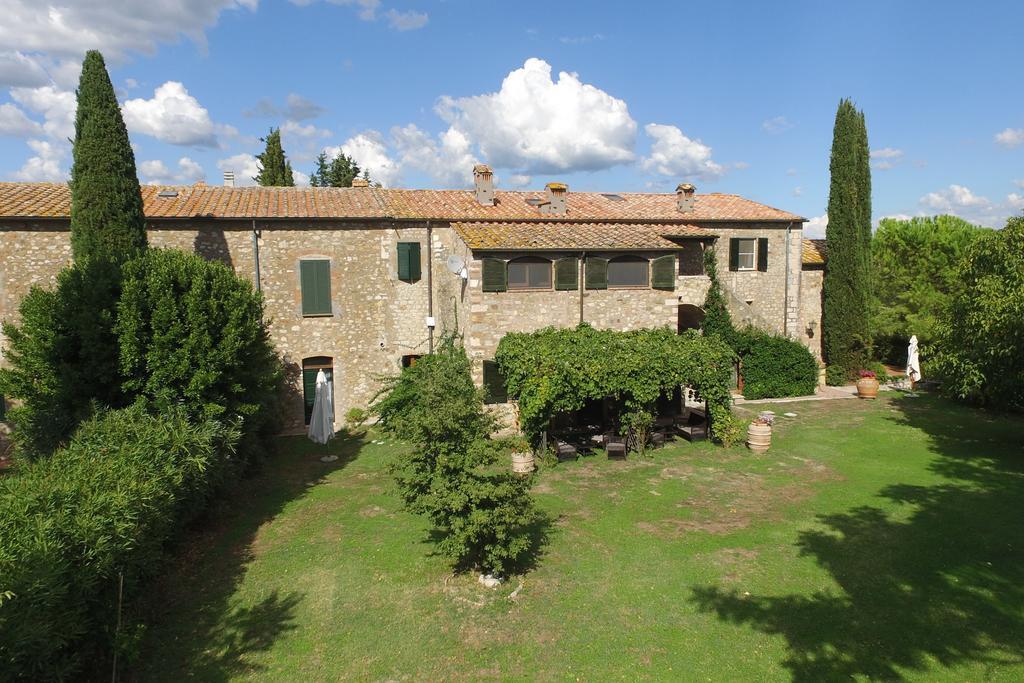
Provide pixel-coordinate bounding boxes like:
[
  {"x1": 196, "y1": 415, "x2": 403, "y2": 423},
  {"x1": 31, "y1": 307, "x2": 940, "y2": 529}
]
[
  {"x1": 691, "y1": 394, "x2": 1024, "y2": 681},
  {"x1": 128, "y1": 430, "x2": 368, "y2": 681}
]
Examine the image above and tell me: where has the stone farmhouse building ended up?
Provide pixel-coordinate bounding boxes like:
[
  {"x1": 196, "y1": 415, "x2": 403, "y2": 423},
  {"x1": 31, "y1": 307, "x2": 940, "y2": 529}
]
[{"x1": 0, "y1": 166, "x2": 826, "y2": 431}]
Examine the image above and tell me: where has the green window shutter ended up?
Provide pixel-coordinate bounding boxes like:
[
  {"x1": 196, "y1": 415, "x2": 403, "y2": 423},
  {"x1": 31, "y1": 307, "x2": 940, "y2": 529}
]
[
  {"x1": 554, "y1": 257, "x2": 579, "y2": 290},
  {"x1": 728, "y1": 239, "x2": 740, "y2": 271},
  {"x1": 300, "y1": 260, "x2": 332, "y2": 316},
  {"x1": 481, "y1": 258, "x2": 507, "y2": 292},
  {"x1": 585, "y1": 257, "x2": 608, "y2": 290},
  {"x1": 652, "y1": 254, "x2": 676, "y2": 290},
  {"x1": 397, "y1": 242, "x2": 421, "y2": 281},
  {"x1": 757, "y1": 238, "x2": 769, "y2": 272},
  {"x1": 482, "y1": 360, "x2": 508, "y2": 404},
  {"x1": 302, "y1": 368, "x2": 318, "y2": 424}
]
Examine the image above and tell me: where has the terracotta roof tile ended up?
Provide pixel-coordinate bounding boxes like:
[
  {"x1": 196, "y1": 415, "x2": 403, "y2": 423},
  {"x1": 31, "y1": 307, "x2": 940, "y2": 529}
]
[
  {"x1": 803, "y1": 238, "x2": 827, "y2": 265},
  {"x1": 0, "y1": 182, "x2": 804, "y2": 223},
  {"x1": 452, "y1": 221, "x2": 713, "y2": 251}
]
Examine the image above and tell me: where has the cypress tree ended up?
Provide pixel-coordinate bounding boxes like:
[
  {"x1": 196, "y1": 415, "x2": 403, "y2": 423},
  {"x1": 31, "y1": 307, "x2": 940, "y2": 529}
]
[
  {"x1": 823, "y1": 99, "x2": 873, "y2": 384},
  {"x1": 701, "y1": 247, "x2": 738, "y2": 348},
  {"x1": 69, "y1": 50, "x2": 147, "y2": 265},
  {"x1": 254, "y1": 128, "x2": 295, "y2": 186}
]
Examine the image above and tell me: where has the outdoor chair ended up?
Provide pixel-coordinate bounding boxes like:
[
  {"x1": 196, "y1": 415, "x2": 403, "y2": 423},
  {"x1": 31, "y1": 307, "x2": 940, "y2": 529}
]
[
  {"x1": 650, "y1": 431, "x2": 666, "y2": 449},
  {"x1": 604, "y1": 432, "x2": 627, "y2": 459},
  {"x1": 555, "y1": 439, "x2": 578, "y2": 461}
]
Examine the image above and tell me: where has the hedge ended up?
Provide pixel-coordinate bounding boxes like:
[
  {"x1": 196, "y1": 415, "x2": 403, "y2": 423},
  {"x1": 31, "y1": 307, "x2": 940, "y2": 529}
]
[
  {"x1": 736, "y1": 329, "x2": 819, "y2": 400},
  {"x1": 0, "y1": 405, "x2": 239, "y2": 680}
]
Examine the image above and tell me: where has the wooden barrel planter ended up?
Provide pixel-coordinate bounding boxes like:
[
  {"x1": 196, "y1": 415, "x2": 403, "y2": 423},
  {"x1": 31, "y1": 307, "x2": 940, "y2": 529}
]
[
  {"x1": 857, "y1": 377, "x2": 880, "y2": 399},
  {"x1": 511, "y1": 451, "x2": 535, "y2": 474},
  {"x1": 746, "y1": 421, "x2": 772, "y2": 453}
]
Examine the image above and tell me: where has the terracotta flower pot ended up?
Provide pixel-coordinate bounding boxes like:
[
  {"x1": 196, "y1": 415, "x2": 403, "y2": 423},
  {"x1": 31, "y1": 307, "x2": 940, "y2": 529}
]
[
  {"x1": 511, "y1": 451, "x2": 535, "y2": 474},
  {"x1": 746, "y1": 422, "x2": 772, "y2": 453},
  {"x1": 857, "y1": 377, "x2": 880, "y2": 399}
]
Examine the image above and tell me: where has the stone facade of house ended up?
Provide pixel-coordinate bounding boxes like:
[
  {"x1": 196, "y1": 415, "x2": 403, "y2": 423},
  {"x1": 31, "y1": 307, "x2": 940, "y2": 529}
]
[{"x1": 0, "y1": 177, "x2": 822, "y2": 432}]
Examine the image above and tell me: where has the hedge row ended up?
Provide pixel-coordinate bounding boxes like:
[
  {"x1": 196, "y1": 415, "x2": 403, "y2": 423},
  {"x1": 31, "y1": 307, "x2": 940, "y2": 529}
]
[
  {"x1": 0, "y1": 405, "x2": 239, "y2": 679},
  {"x1": 735, "y1": 329, "x2": 819, "y2": 400}
]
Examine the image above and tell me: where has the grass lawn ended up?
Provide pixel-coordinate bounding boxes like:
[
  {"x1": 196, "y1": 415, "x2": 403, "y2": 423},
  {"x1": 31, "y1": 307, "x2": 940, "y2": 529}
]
[{"x1": 134, "y1": 394, "x2": 1024, "y2": 681}]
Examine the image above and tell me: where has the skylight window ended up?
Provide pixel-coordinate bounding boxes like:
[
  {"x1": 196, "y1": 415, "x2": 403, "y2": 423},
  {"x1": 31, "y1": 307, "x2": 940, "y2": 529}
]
[
  {"x1": 601, "y1": 193, "x2": 625, "y2": 202},
  {"x1": 525, "y1": 198, "x2": 544, "y2": 206},
  {"x1": 157, "y1": 190, "x2": 179, "y2": 198}
]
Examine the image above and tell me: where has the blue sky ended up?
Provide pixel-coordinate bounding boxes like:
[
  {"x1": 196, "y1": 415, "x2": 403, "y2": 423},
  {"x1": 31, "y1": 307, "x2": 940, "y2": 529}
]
[{"x1": 1, "y1": 0, "x2": 1022, "y2": 234}]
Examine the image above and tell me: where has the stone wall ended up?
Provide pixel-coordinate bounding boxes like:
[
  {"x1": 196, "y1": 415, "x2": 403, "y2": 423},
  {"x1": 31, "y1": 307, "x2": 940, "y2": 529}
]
[
  {"x1": 798, "y1": 266, "x2": 824, "y2": 359},
  {"x1": 0, "y1": 218, "x2": 811, "y2": 433}
]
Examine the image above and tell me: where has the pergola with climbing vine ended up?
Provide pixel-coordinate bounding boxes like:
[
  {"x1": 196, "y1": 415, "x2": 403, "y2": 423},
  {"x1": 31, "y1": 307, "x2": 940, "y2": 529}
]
[{"x1": 494, "y1": 324, "x2": 738, "y2": 446}]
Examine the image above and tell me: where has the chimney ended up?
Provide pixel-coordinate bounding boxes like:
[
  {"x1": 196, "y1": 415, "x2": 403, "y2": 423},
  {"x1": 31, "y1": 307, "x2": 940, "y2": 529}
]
[
  {"x1": 351, "y1": 177, "x2": 370, "y2": 187},
  {"x1": 540, "y1": 182, "x2": 568, "y2": 216},
  {"x1": 223, "y1": 170, "x2": 235, "y2": 187},
  {"x1": 473, "y1": 164, "x2": 494, "y2": 206},
  {"x1": 676, "y1": 183, "x2": 696, "y2": 213}
]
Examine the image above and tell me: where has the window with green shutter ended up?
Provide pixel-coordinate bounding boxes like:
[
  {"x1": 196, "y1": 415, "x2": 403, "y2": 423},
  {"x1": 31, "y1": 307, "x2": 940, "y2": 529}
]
[
  {"x1": 482, "y1": 360, "x2": 508, "y2": 404},
  {"x1": 481, "y1": 258, "x2": 507, "y2": 292},
  {"x1": 397, "y1": 242, "x2": 421, "y2": 281},
  {"x1": 554, "y1": 257, "x2": 579, "y2": 290},
  {"x1": 300, "y1": 259, "x2": 332, "y2": 316},
  {"x1": 585, "y1": 256, "x2": 608, "y2": 289},
  {"x1": 729, "y1": 238, "x2": 756, "y2": 271},
  {"x1": 651, "y1": 254, "x2": 676, "y2": 290},
  {"x1": 729, "y1": 238, "x2": 740, "y2": 271},
  {"x1": 757, "y1": 238, "x2": 769, "y2": 272}
]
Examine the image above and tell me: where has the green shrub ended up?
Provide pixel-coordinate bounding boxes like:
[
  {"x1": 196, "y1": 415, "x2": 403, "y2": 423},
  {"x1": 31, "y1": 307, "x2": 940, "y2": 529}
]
[
  {"x1": 344, "y1": 407, "x2": 369, "y2": 432},
  {"x1": 117, "y1": 248, "x2": 282, "y2": 461},
  {"x1": 736, "y1": 329, "x2": 818, "y2": 399},
  {"x1": 0, "y1": 405, "x2": 238, "y2": 679},
  {"x1": 0, "y1": 260, "x2": 125, "y2": 459},
  {"x1": 373, "y1": 335, "x2": 541, "y2": 574}
]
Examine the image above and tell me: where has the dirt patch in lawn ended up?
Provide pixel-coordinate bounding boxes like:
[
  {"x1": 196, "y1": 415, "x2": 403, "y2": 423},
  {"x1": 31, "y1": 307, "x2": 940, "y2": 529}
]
[{"x1": 639, "y1": 457, "x2": 841, "y2": 538}]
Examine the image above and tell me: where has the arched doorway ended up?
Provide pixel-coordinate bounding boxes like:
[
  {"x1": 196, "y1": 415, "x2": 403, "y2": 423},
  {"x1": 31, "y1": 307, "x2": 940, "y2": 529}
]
[
  {"x1": 678, "y1": 304, "x2": 705, "y2": 333},
  {"x1": 302, "y1": 356, "x2": 334, "y2": 425}
]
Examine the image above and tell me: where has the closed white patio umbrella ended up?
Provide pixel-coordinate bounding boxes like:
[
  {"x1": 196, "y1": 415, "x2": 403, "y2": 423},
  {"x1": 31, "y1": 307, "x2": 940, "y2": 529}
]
[
  {"x1": 906, "y1": 335, "x2": 922, "y2": 392},
  {"x1": 307, "y1": 369, "x2": 335, "y2": 445}
]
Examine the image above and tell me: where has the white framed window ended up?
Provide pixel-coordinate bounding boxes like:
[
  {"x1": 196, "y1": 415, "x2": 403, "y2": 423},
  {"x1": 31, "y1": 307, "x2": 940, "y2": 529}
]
[{"x1": 737, "y1": 239, "x2": 756, "y2": 271}]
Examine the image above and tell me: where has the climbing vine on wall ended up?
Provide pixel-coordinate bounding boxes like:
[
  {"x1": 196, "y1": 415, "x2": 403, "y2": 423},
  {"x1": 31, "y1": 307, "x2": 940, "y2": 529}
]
[{"x1": 495, "y1": 324, "x2": 740, "y2": 445}]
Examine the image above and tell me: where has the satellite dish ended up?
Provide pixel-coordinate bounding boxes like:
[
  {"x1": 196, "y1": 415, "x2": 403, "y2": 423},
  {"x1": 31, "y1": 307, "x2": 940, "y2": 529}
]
[{"x1": 446, "y1": 255, "x2": 469, "y2": 279}]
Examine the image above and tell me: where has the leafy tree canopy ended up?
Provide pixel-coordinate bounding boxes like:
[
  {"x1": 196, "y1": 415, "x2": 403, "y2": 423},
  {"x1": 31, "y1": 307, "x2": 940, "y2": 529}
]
[
  {"x1": 309, "y1": 150, "x2": 375, "y2": 187},
  {"x1": 70, "y1": 50, "x2": 147, "y2": 266},
  {"x1": 934, "y1": 214, "x2": 1024, "y2": 410},
  {"x1": 254, "y1": 128, "x2": 295, "y2": 186},
  {"x1": 823, "y1": 98, "x2": 872, "y2": 383},
  {"x1": 872, "y1": 215, "x2": 988, "y2": 363}
]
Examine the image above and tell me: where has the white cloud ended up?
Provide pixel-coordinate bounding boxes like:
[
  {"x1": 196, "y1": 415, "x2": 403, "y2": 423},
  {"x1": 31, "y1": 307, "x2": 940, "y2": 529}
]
[
  {"x1": 792, "y1": 186, "x2": 802, "y2": 197},
  {"x1": 0, "y1": 0, "x2": 257, "y2": 61},
  {"x1": 0, "y1": 102, "x2": 42, "y2": 136},
  {"x1": 786, "y1": 167, "x2": 797, "y2": 176},
  {"x1": 919, "y1": 184, "x2": 990, "y2": 212},
  {"x1": 244, "y1": 93, "x2": 326, "y2": 120},
  {"x1": 0, "y1": 50, "x2": 49, "y2": 87},
  {"x1": 762, "y1": 116, "x2": 793, "y2": 134},
  {"x1": 733, "y1": 161, "x2": 750, "y2": 170},
  {"x1": 9, "y1": 85, "x2": 76, "y2": 139},
  {"x1": 435, "y1": 58, "x2": 636, "y2": 174},
  {"x1": 281, "y1": 119, "x2": 331, "y2": 140},
  {"x1": 995, "y1": 127, "x2": 1024, "y2": 149},
  {"x1": 138, "y1": 156, "x2": 205, "y2": 185},
  {"x1": 123, "y1": 81, "x2": 225, "y2": 147},
  {"x1": 217, "y1": 153, "x2": 260, "y2": 186},
  {"x1": 1007, "y1": 193, "x2": 1024, "y2": 210},
  {"x1": 871, "y1": 147, "x2": 904, "y2": 170},
  {"x1": 292, "y1": 168, "x2": 310, "y2": 186},
  {"x1": 559, "y1": 33, "x2": 604, "y2": 45},
  {"x1": 391, "y1": 123, "x2": 477, "y2": 186},
  {"x1": 322, "y1": 129, "x2": 400, "y2": 186},
  {"x1": 804, "y1": 214, "x2": 827, "y2": 239},
  {"x1": 384, "y1": 8, "x2": 428, "y2": 31},
  {"x1": 505, "y1": 174, "x2": 531, "y2": 188},
  {"x1": 1014, "y1": 179, "x2": 1024, "y2": 189},
  {"x1": 871, "y1": 147, "x2": 903, "y2": 159},
  {"x1": 11, "y1": 138, "x2": 67, "y2": 181},
  {"x1": 641, "y1": 123, "x2": 723, "y2": 180}
]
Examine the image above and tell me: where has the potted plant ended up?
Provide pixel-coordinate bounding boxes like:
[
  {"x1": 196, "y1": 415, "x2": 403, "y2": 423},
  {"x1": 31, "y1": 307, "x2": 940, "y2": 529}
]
[
  {"x1": 508, "y1": 435, "x2": 534, "y2": 474},
  {"x1": 746, "y1": 416, "x2": 772, "y2": 453},
  {"x1": 856, "y1": 370, "x2": 880, "y2": 399}
]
